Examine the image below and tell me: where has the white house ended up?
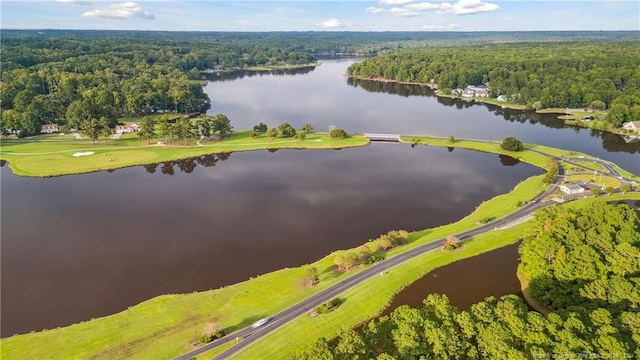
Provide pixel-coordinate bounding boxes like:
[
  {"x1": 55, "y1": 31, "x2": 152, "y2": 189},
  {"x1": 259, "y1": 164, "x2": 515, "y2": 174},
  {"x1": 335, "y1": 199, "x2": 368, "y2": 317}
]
[
  {"x1": 496, "y1": 95, "x2": 508, "y2": 102},
  {"x1": 459, "y1": 85, "x2": 490, "y2": 98},
  {"x1": 41, "y1": 124, "x2": 59, "y2": 134},
  {"x1": 559, "y1": 184, "x2": 586, "y2": 194},
  {"x1": 115, "y1": 123, "x2": 139, "y2": 134},
  {"x1": 622, "y1": 121, "x2": 640, "y2": 133}
]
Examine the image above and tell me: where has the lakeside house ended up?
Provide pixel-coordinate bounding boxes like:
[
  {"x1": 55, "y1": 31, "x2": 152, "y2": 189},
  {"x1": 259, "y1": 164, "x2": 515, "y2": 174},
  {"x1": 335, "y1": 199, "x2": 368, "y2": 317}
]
[
  {"x1": 496, "y1": 95, "x2": 508, "y2": 102},
  {"x1": 41, "y1": 124, "x2": 59, "y2": 134},
  {"x1": 115, "y1": 123, "x2": 139, "y2": 134},
  {"x1": 454, "y1": 84, "x2": 490, "y2": 98},
  {"x1": 622, "y1": 121, "x2": 640, "y2": 133}
]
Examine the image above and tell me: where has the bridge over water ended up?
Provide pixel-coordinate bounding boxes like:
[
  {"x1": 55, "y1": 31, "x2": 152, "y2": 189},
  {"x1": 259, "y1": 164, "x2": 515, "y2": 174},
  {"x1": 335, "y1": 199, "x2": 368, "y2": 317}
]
[{"x1": 363, "y1": 133, "x2": 401, "y2": 142}]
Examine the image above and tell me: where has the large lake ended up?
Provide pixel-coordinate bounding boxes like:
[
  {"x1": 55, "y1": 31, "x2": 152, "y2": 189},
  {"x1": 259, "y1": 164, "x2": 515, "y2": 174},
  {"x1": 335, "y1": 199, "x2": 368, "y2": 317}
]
[{"x1": 1, "y1": 59, "x2": 637, "y2": 337}]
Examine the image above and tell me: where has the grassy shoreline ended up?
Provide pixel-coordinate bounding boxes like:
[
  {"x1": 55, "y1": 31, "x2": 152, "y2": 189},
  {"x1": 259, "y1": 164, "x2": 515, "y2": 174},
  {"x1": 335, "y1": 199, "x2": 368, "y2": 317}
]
[
  {"x1": 0, "y1": 173, "x2": 544, "y2": 360},
  {"x1": 234, "y1": 192, "x2": 640, "y2": 359},
  {"x1": 0, "y1": 130, "x2": 369, "y2": 177},
  {"x1": 2, "y1": 136, "x2": 638, "y2": 359}
]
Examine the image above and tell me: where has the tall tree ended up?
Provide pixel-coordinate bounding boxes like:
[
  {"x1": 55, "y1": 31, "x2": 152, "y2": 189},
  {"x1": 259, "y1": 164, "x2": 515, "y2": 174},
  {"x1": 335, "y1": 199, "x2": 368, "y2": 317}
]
[
  {"x1": 98, "y1": 117, "x2": 112, "y2": 144},
  {"x1": 138, "y1": 116, "x2": 156, "y2": 144},
  {"x1": 80, "y1": 118, "x2": 100, "y2": 144}
]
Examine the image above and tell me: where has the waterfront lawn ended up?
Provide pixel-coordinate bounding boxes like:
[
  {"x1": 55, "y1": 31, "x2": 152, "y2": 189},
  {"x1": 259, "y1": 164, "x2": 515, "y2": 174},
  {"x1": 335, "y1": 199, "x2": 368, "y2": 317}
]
[
  {"x1": 0, "y1": 131, "x2": 369, "y2": 177},
  {"x1": 0, "y1": 260, "x2": 346, "y2": 360},
  {"x1": 236, "y1": 223, "x2": 529, "y2": 359},
  {"x1": 236, "y1": 194, "x2": 640, "y2": 359},
  {"x1": 477, "y1": 97, "x2": 527, "y2": 110},
  {"x1": 0, "y1": 172, "x2": 545, "y2": 360},
  {"x1": 402, "y1": 135, "x2": 551, "y2": 170}
]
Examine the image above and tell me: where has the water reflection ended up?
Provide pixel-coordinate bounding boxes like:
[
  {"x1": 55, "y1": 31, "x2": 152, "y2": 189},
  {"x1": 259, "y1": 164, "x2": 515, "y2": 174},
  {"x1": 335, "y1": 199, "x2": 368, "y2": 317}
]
[
  {"x1": 382, "y1": 243, "x2": 524, "y2": 316},
  {"x1": 148, "y1": 153, "x2": 231, "y2": 175},
  {"x1": 346, "y1": 77, "x2": 434, "y2": 98},
  {"x1": 204, "y1": 66, "x2": 315, "y2": 82},
  {"x1": 347, "y1": 77, "x2": 640, "y2": 157},
  {"x1": 1, "y1": 145, "x2": 539, "y2": 336},
  {"x1": 499, "y1": 154, "x2": 520, "y2": 166},
  {"x1": 201, "y1": 59, "x2": 639, "y2": 173}
]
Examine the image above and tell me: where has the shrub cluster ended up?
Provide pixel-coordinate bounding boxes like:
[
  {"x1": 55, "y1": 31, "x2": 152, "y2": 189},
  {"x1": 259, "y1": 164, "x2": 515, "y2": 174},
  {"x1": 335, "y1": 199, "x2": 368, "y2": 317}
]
[
  {"x1": 329, "y1": 128, "x2": 348, "y2": 139},
  {"x1": 479, "y1": 216, "x2": 496, "y2": 224},
  {"x1": 315, "y1": 298, "x2": 343, "y2": 314},
  {"x1": 199, "y1": 330, "x2": 225, "y2": 344},
  {"x1": 500, "y1": 136, "x2": 524, "y2": 151}
]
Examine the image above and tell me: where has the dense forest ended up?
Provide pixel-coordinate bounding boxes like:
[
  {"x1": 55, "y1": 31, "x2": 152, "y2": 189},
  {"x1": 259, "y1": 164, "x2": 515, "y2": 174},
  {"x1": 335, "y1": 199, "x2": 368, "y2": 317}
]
[
  {"x1": 0, "y1": 31, "x2": 316, "y2": 136},
  {"x1": 291, "y1": 202, "x2": 640, "y2": 359},
  {"x1": 520, "y1": 201, "x2": 640, "y2": 313},
  {"x1": 347, "y1": 42, "x2": 640, "y2": 126}
]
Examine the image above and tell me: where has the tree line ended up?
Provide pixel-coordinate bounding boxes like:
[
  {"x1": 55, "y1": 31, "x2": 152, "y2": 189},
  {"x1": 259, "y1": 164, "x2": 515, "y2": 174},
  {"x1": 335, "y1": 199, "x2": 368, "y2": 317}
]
[
  {"x1": 291, "y1": 202, "x2": 640, "y2": 359},
  {"x1": 3, "y1": 32, "x2": 639, "y2": 137},
  {"x1": 347, "y1": 42, "x2": 640, "y2": 126}
]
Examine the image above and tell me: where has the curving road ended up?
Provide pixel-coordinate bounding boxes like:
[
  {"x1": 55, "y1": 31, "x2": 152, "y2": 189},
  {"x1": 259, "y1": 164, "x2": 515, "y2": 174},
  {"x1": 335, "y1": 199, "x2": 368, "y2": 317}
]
[{"x1": 172, "y1": 152, "x2": 633, "y2": 360}]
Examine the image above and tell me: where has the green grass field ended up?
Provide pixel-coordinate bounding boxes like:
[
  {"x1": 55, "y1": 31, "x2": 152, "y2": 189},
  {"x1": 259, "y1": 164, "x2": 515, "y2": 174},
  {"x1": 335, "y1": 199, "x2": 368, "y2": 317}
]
[
  {"x1": 237, "y1": 224, "x2": 528, "y2": 359},
  {"x1": 0, "y1": 131, "x2": 369, "y2": 177},
  {"x1": 566, "y1": 174, "x2": 620, "y2": 189}
]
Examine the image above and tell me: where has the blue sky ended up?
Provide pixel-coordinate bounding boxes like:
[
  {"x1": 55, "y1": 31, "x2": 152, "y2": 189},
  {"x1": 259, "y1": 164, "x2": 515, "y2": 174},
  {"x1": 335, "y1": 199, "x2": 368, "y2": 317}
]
[{"x1": 1, "y1": 1, "x2": 638, "y2": 31}]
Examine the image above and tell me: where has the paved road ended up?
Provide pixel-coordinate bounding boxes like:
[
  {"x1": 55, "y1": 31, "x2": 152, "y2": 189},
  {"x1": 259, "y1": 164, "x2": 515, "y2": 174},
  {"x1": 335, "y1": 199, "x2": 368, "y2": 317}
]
[{"x1": 173, "y1": 151, "x2": 634, "y2": 360}]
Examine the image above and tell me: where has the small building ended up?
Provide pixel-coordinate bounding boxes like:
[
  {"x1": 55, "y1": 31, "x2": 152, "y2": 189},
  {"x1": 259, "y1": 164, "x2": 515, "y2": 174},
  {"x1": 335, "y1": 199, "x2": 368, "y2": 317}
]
[
  {"x1": 559, "y1": 183, "x2": 586, "y2": 194},
  {"x1": 464, "y1": 85, "x2": 489, "y2": 98},
  {"x1": 622, "y1": 121, "x2": 640, "y2": 133},
  {"x1": 496, "y1": 95, "x2": 507, "y2": 102},
  {"x1": 41, "y1": 124, "x2": 59, "y2": 134},
  {"x1": 115, "y1": 123, "x2": 139, "y2": 134}
]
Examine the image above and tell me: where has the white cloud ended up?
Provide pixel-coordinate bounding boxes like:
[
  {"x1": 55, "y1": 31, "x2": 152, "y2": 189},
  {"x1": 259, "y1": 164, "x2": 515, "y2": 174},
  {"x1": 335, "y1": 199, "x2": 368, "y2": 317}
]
[
  {"x1": 406, "y1": 0, "x2": 499, "y2": 15},
  {"x1": 317, "y1": 18, "x2": 349, "y2": 28},
  {"x1": 82, "y1": 1, "x2": 155, "y2": 19},
  {"x1": 405, "y1": 2, "x2": 441, "y2": 11},
  {"x1": 365, "y1": 7, "x2": 387, "y2": 14},
  {"x1": 438, "y1": 0, "x2": 499, "y2": 15},
  {"x1": 391, "y1": 7, "x2": 419, "y2": 17},
  {"x1": 55, "y1": 0, "x2": 92, "y2": 5},
  {"x1": 379, "y1": 0, "x2": 413, "y2": 5}
]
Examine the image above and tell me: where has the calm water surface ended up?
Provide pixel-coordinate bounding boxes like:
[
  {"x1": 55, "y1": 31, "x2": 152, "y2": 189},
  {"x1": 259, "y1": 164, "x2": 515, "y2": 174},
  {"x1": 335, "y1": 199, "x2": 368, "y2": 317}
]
[
  {"x1": 205, "y1": 59, "x2": 639, "y2": 173},
  {"x1": 382, "y1": 243, "x2": 523, "y2": 316},
  {"x1": 1, "y1": 145, "x2": 538, "y2": 336},
  {"x1": 2, "y1": 58, "x2": 638, "y2": 337}
]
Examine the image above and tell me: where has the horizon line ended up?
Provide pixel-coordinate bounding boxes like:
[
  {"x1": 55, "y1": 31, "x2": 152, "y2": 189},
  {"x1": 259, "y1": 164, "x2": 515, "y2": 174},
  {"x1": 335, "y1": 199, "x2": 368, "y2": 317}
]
[{"x1": 2, "y1": 28, "x2": 639, "y2": 32}]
